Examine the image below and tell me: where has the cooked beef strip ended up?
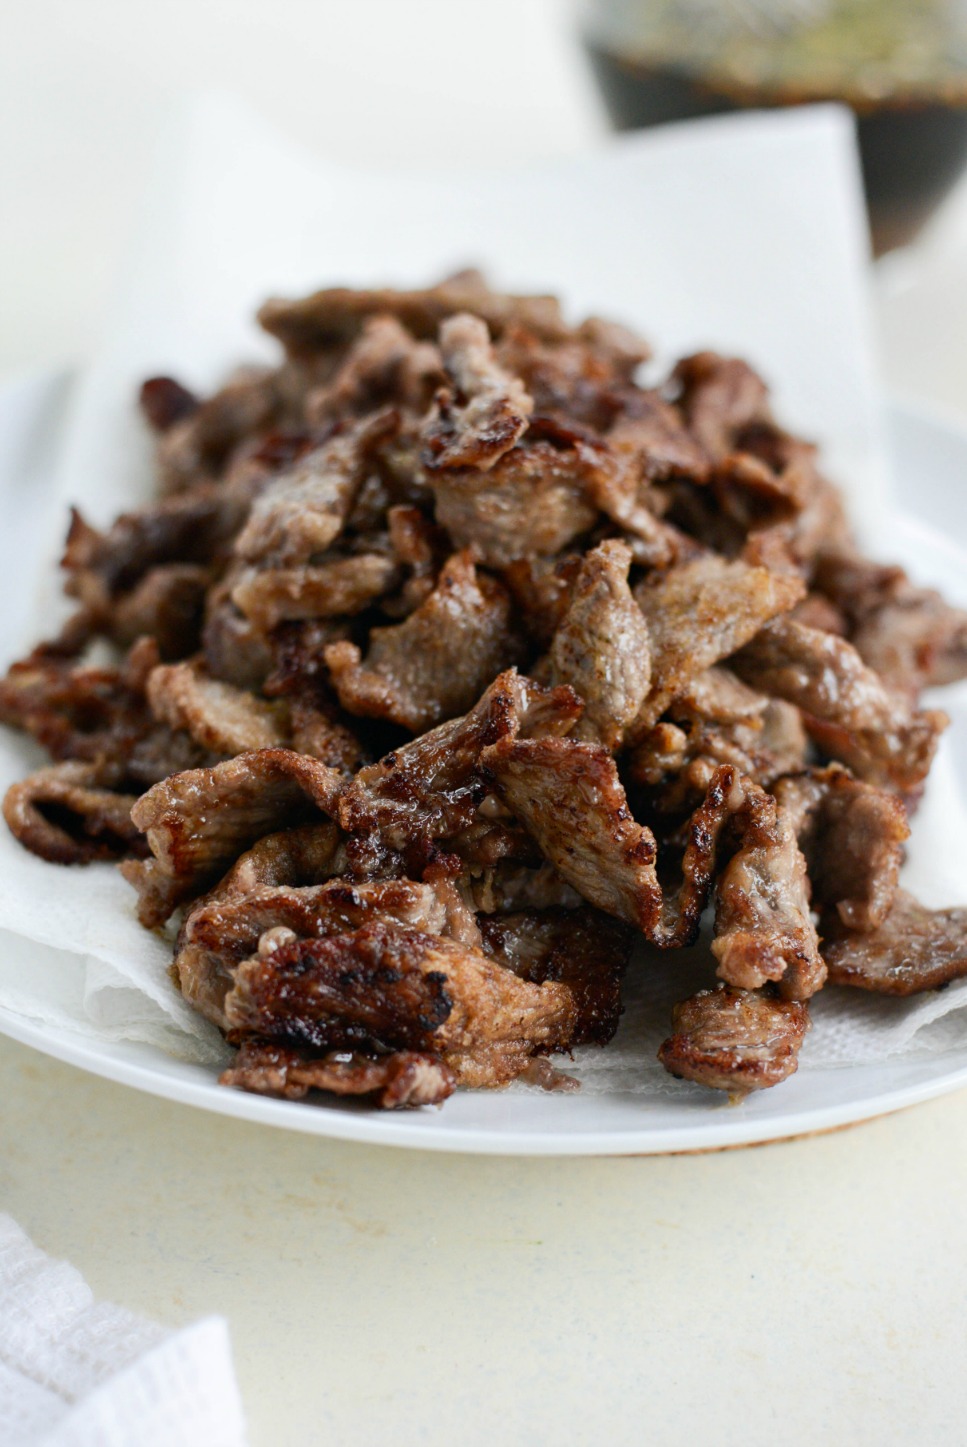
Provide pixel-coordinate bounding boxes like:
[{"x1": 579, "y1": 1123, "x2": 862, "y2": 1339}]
[
  {"x1": 628, "y1": 668, "x2": 808, "y2": 806},
  {"x1": 177, "y1": 877, "x2": 448, "y2": 1029},
  {"x1": 231, "y1": 554, "x2": 400, "y2": 630},
  {"x1": 547, "y1": 539, "x2": 651, "y2": 749},
  {"x1": 305, "y1": 314, "x2": 443, "y2": 425},
  {"x1": 233, "y1": 408, "x2": 398, "y2": 567},
  {"x1": 146, "y1": 661, "x2": 288, "y2": 756},
  {"x1": 148, "y1": 367, "x2": 282, "y2": 493},
  {"x1": 220, "y1": 1040, "x2": 455, "y2": 1106},
  {"x1": 773, "y1": 766, "x2": 908, "y2": 932},
  {"x1": 484, "y1": 741, "x2": 820, "y2": 994},
  {"x1": 257, "y1": 275, "x2": 571, "y2": 356},
  {"x1": 733, "y1": 616, "x2": 946, "y2": 791},
  {"x1": 671, "y1": 352, "x2": 772, "y2": 461},
  {"x1": 423, "y1": 313, "x2": 534, "y2": 471},
  {"x1": 62, "y1": 480, "x2": 254, "y2": 598},
  {"x1": 3, "y1": 762, "x2": 145, "y2": 866},
  {"x1": 658, "y1": 984, "x2": 809, "y2": 1095},
  {"x1": 223, "y1": 920, "x2": 582, "y2": 1088},
  {"x1": 630, "y1": 556, "x2": 805, "y2": 736},
  {"x1": 201, "y1": 584, "x2": 274, "y2": 691},
  {"x1": 426, "y1": 437, "x2": 599, "y2": 567},
  {"x1": 126, "y1": 568, "x2": 212, "y2": 659},
  {"x1": 325, "y1": 550, "x2": 524, "y2": 732},
  {"x1": 823, "y1": 890, "x2": 967, "y2": 996},
  {"x1": 337, "y1": 670, "x2": 581, "y2": 871},
  {"x1": 0, "y1": 637, "x2": 214, "y2": 788},
  {"x1": 711, "y1": 775, "x2": 824, "y2": 1001},
  {"x1": 478, "y1": 907, "x2": 631, "y2": 1045},
  {"x1": 123, "y1": 748, "x2": 344, "y2": 926},
  {"x1": 813, "y1": 551, "x2": 967, "y2": 696}
]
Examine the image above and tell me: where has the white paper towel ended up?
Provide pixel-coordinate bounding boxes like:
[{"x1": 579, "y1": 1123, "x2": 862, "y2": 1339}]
[{"x1": 1, "y1": 93, "x2": 965, "y2": 1089}]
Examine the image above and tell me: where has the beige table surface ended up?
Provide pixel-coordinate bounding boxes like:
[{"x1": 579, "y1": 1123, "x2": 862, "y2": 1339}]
[
  {"x1": 3, "y1": 1034, "x2": 967, "y2": 1446},
  {"x1": 4, "y1": 4, "x2": 967, "y2": 1443}
]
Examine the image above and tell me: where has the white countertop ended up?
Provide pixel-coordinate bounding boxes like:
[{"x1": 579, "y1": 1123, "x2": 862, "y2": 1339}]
[{"x1": 3, "y1": 4, "x2": 967, "y2": 1443}]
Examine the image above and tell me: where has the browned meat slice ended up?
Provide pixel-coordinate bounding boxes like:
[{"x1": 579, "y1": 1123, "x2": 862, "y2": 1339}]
[
  {"x1": 611, "y1": 390, "x2": 710, "y2": 477},
  {"x1": 231, "y1": 554, "x2": 400, "y2": 630},
  {"x1": 630, "y1": 557, "x2": 805, "y2": 736},
  {"x1": 484, "y1": 740, "x2": 819, "y2": 992},
  {"x1": 0, "y1": 638, "x2": 212, "y2": 788},
  {"x1": 338, "y1": 670, "x2": 580, "y2": 870},
  {"x1": 658, "y1": 984, "x2": 809, "y2": 1095},
  {"x1": 627, "y1": 696, "x2": 807, "y2": 811},
  {"x1": 202, "y1": 585, "x2": 274, "y2": 691},
  {"x1": 220, "y1": 1040, "x2": 455, "y2": 1106},
  {"x1": 814, "y1": 551, "x2": 967, "y2": 696},
  {"x1": 305, "y1": 314, "x2": 442, "y2": 424},
  {"x1": 257, "y1": 273, "x2": 570, "y2": 355},
  {"x1": 223, "y1": 920, "x2": 581, "y2": 1088},
  {"x1": 171, "y1": 822, "x2": 342, "y2": 1025},
  {"x1": 426, "y1": 438, "x2": 598, "y2": 567},
  {"x1": 233, "y1": 409, "x2": 397, "y2": 567},
  {"x1": 146, "y1": 661, "x2": 288, "y2": 755},
  {"x1": 123, "y1": 748, "x2": 344, "y2": 926},
  {"x1": 774, "y1": 767, "x2": 908, "y2": 932},
  {"x1": 148, "y1": 367, "x2": 282, "y2": 493},
  {"x1": 62, "y1": 482, "x2": 253, "y2": 599},
  {"x1": 733, "y1": 616, "x2": 946, "y2": 791},
  {"x1": 503, "y1": 553, "x2": 583, "y2": 646},
  {"x1": 672, "y1": 352, "x2": 772, "y2": 460},
  {"x1": 423, "y1": 313, "x2": 533, "y2": 470},
  {"x1": 3, "y1": 762, "x2": 145, "y2": 865},
  {"x1": 493, "y1": 324, "x2": 647, "y2": 430},
  {"x1": 712, "y1": 776, "x2": 824, "y2": 1000},
  {"x1": 547, "y1": 539, "x2": 651, "y2": 749},
  {"x1": 482, "y1": 735, "x2": 663, "y2": 931},
  {"x1": 325, "y1": 550, "x2": 524, "y2": 732},
  {"x1": 177, "y1": 877, "x2": 447, "y2": 1028},
  {"x1": 139, "y1": 376, "x2": 199, "y2": 433},
  {"x1": 102, "y1": 563, "x2": 209, "y2": 660},
  {"x1": 824, "y1": 890, "x2": 967, "y2": 996},
  {"x1": 479, "y1": 907, "x2": 631, "y2": 1045}
]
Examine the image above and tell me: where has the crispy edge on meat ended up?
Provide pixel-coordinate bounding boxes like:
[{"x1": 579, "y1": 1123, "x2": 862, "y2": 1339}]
[
  {"x1": 631, "y1": 556, "x2": 805, "y2": 737},
  {"x1": 658, "y1": 984, "x2": 809, "y2": 1096},
  {"x1": 123, "y1": 748, "x2": 344, "y2": 927},
  {"x1": 3, "y1": 762, "x2": 145, "y2": 865},
  {"x1": 824, "y1": 889, "x2": 967, "y2": 996},
  {"x1": 733, "y1": 616, "x2": 946, "y2": 791},
  {"x1": 223, "y1": 921, "x2": 581, "y2": 1089},
  {"x1": 233, "y1": 408, "x2": 397, "y2": 567},
  {"x1": 220, "y1": 1041, "x2": 456, "y2": 1106},
  {"x1": 774, "y1": 766, "x2": 909, "y2": 933},
  {"x1": 712, "y1": 774, "x2": 825, "y2": 1000},
  {"x1": 423, "y1": 313, "x2": 534, "y2": 470},
  {"x1": 325, "y1": 549, "x2": 524, "y2": 732},
  {"x1": 177, "y1": 876, "x2": 448, "y2": 1030}
]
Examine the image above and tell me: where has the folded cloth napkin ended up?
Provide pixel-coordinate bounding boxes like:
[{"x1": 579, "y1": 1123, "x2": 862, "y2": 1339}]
[{"x1": 0, "y1": 1216, "x2": 246, "y2": 1447}]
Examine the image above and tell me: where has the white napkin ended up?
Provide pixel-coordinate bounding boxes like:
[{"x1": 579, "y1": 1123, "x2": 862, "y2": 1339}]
[
  {"x1": 0, "y1": 1215, "x2": 245, "y2": 1447},
  {"x1": 0, "y1": 92, "x2": 965, "y2": 1084}
]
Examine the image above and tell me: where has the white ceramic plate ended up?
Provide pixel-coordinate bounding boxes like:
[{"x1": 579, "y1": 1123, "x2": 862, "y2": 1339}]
[{"x1": 2, "y1": 372, "x2": 967, "y2": 1155}]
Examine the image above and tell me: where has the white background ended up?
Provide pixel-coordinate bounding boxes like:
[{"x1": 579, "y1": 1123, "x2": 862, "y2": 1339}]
[{"x1": 3, "y1": 3, "x2": 967, "y2": 1445}]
